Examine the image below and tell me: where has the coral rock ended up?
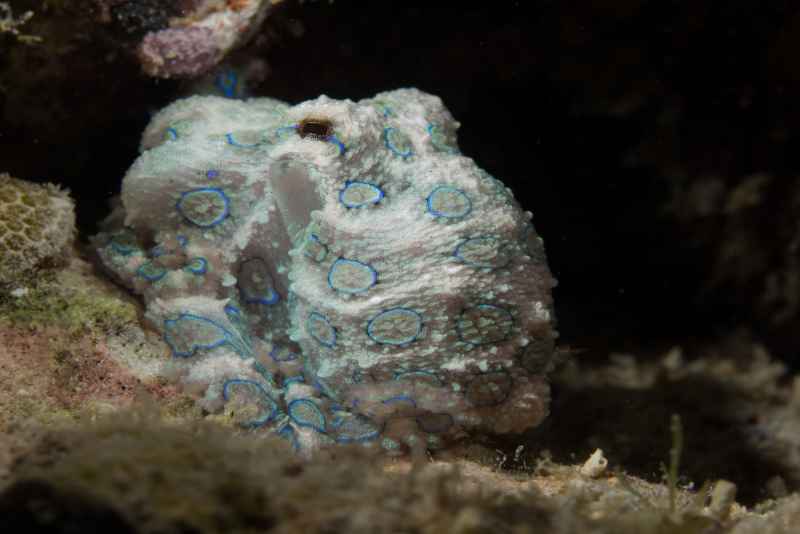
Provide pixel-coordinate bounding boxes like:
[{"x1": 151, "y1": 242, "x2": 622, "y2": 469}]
[
  {"x1": 0, "y1": 173, "x2": 75, "y2": 288},
  {"x1": 133, "y1": 0, "x2": 278, "y2": 78},
  {"x1": 95, "y1": 88, "x2": 557, "y2": 454}
]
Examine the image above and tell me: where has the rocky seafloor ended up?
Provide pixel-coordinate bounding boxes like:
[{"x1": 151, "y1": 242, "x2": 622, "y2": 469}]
[
  {"x1": 4, "y1": 1, "x2": 800, "y2": 533},
  {"x1": 1, "y1": 256, "x2": 800, "y2": 533}
]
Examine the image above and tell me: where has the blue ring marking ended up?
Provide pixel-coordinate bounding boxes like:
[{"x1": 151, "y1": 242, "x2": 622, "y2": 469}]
[
  {"x1": 206, "y1": 169, "x2": 219, "y2": 179},
  {"x1": 214, "y1": 70, "x2": 239, "y2": 98},
  {"x1": 393, "y1": 370, "x2": 444, "y2": 387},
  {"x1": 303, "y1": 234, "x2": 328, "y2": 262},
  {"x1": 283, "y1": 375, "x2": 305, "y2": 387},
  {"x1": 307, "y1": 312, "x2": 336, "y2": 348},
  {"x1": 176, "y1": 187, "x2": 231, "y2": 228},
  {"x1": 456, "y1": 304, "x2": 514, "y2": 346},
  {"x1": 382, "y1": 395, "x2": 417, "y2": 408},
  {"x1": 426, "y1": 185, "x2": 472, "y2": 219},
  {"x1": 326, "y1": 134, "x2": 347, "y2": 155},
  {"x1": 255, "y1": 293, "x2": 279, "y2": 306},
  {"x1": 426, "y1": 123, "x2": 459, "y2": 153},
  {"x1": 110, "y1": 234, "x2": 137, "y2": 256},
  {"x1": 366, "y1": 307, "x2": 423, "y2": 345},
  {"x1": 165, "y1": 127, "x2": 178, "y2": 141},
  {"x1": 416, "y1": 413, "x2": 454, "y2": 434},
  {"x1": 334, "y1": 414, "x2": 382, "y2": 444},
  {"x1": 245, "y1": 288, "x2": 280, "y2": 306},
  {"x1": 288, "y1": 398, "x2": 326, "y2": 433},
  {"x1": 149, "y1": 245, "x2": 166, "y2": 258},
  {"x1": 239, "y1": 258, "x2": 280, "y2": 305},
  {"x1": 184, "y1": 257, "x2": 208, "y2": 275},
  {"x1": 225, "y1": 132, "x2": 262, "y2": 148},
  {"x1": 327, "y1": 257, "x2": 378, "y2": 294},
  {"x1": 383, "y1": 127, "x2": 413, "y2": 159},
  {"x1": 176, "y1": 235, "x2": 188, "y2": 247},
  {"x1": 110, "y1": 242, "x2": 135, "y2": 255},
  {"x1": 226, "y1": 306, "x2": 246, "y2": 326},
  {"x1": 224, "y1": 304, "x2": 242, "y2": 320},
  {"x1": 453, "y1": 236, "x2": 511, "y2": 269},
  {"x1": 269, "y1": 345, "x2": 299, "y2": 362},
  {"x1": 339, "y1": 181, "x2": 385, "y2": 209},
  {"x1": 222, "y1": 379, "x2": 279, "y2": 428},
  {"x1": 136, "y1": 261, "x2": 167, "y2": 282},
  {"x1": 163, "y1": 313, "x2": 234, "y2": 358},
  {"x1": 274, "y1": 124, "x2": 298, "y2": 141}
]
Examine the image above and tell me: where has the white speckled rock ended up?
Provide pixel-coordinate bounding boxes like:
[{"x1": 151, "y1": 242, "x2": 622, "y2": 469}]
[{"x1": 95, "y1": 88, "x2": 557, "y2": 454}]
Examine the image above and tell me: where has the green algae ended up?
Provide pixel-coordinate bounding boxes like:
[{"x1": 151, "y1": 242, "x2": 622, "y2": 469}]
[{"x1": 0, "y1": 266, "x2": 139, "y2": 335}]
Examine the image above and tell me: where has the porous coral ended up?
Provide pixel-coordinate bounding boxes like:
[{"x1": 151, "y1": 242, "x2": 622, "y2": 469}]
[
  {"x1": 0, "y1": 173, "x2": 75, "y2": 289},
  {"x1": 94, "y1": 89, "x2": 556, "y2": 455}
]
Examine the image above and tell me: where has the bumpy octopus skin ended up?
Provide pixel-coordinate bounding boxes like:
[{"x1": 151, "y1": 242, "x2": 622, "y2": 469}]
[{"x1": 95, "y1": 88, "x2": 557, "y2": 454}]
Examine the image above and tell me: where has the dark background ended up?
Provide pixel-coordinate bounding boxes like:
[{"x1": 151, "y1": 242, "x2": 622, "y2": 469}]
[{"x1": 3, "y1": 0, "x2": 800, "y2": 365}]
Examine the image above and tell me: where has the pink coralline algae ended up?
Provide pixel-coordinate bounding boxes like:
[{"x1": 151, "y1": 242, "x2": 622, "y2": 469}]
[
  {"x1": 94, "y1": 88, "x2": 557, "y2": 455},
  {"x1": 138, "y1": 26, "x2": 221, "y2": 79},
  {"x1": 101, "y1": 0, "x2": 279, "y2": 79}
]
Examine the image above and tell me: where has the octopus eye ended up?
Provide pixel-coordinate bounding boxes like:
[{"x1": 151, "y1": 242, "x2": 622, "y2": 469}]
[{"x1": 298, "y1": 117, "x2": 333, "y2": 140}]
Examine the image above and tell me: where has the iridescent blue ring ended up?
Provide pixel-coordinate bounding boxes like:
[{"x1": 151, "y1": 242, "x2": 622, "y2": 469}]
[
  {"x1": 136, "y1": 261, "x2": 167, "y2": 282},
  {"x1": 184, "y1": 257, "x2": 208, "y2": 275},
  {"x1": 339, "y1": 181, "x2": 384, "y2": 209},
  {"x1": 176, "y1": 187, "x2": 230, "y2": 228},
  {"x1": 307, "y1": 312, "x2": 337, "y2": 348},
  {"x1": 366, "y1": 307, "x2": 423, "y2": 345},
  {"x1": 288, "y1": 398, "x2": 326, "y2": 433},
  {"x1": 163, "y1": 313, "x2": 233, "y2": 358},
  {"x1": 426, "y1": 185, "x2": 472, "y2": 219},
  {"x1": 327, "y1": 257, "x2": 378, "y2": 294},
  {"x1": 222, "y1": 379, "x2": 279, "y2": 428},
  {"x1": 225, "y1": 132, "x2": 263, "y2": 148},
  {"x1": 383, "y1": 127, "x2": 413, "y2": 159}
]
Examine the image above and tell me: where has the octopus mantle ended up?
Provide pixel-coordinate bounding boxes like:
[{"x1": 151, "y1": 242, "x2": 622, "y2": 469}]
[{"x1": 95, "y1": 88, "x2": 557, "y2": 454}]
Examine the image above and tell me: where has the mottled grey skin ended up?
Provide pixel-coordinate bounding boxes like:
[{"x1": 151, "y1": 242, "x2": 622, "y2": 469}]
[{"x1": 95, "y1": 89, "x2": 557, "y2": 455}]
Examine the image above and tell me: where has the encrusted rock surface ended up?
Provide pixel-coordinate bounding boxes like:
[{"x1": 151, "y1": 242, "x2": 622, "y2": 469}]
[
  {"x1": 0, "y1": 173, "x2": 75, "y2": 289},
  {"x1": 123, "y1": 0, "x2": 281, "y2": 78}
]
